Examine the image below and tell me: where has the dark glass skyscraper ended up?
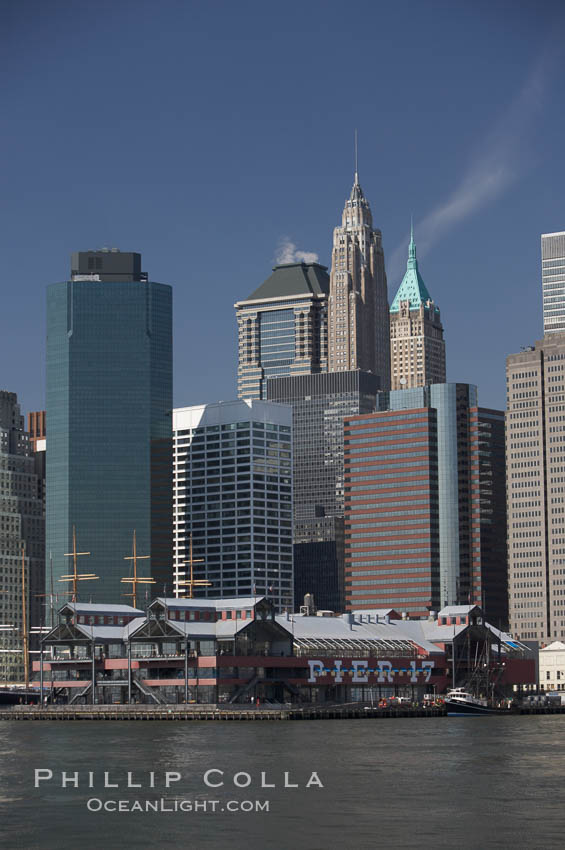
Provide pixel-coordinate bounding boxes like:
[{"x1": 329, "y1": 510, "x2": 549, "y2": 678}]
[
  {"x1": 267, "y1": 370, "x2": 380, "y2": 612},
  {"x1": 46, "y1": 250, "x2": 172, "y2": 609}
]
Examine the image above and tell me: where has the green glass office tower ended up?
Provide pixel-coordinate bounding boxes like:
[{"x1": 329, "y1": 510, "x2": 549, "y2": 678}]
[{"x1": 46, "y1": 250, "x2": 172, "y2": 610}]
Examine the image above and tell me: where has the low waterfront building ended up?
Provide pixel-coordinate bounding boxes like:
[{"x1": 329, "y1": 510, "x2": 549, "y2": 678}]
[
  {"x1": 539, "y1": 641, "x2": 565, "y2": 692},
  {"x1": 33, "y1": 598, "x2": 534, "y2": 705}
]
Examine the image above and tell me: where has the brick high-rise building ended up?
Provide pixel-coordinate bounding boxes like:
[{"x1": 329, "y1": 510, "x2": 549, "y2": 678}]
[
  {"x1": 389, "y1": 226, "x2": 446, "y2": 390},
  {"x1": 506, "y1": 332, "x2": 565, "y2": 644},
  {"x1": 328, "y1": 171, "x2": 390, "y2": 387},
  {"x1": 344, "y1": 385, "x2": 507, "y2": 624}
]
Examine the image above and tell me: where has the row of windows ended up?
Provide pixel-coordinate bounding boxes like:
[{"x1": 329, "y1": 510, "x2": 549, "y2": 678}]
[
  {"x1": 348, "y1": 557, "x2": 432, "y2": 567},
  {"x1": 350, "y1": 527, "x2": 430, "y2": 539},
  {"x1": 349, "y1": 517, "x2": 432, "y2": 529},
  {"x1": 348, "y1": 475, "x2": 431, "y2": 491},
  {"x1": 348, "y1": 412, "x2": 428, "y2": 428},
  {"x1": 347, "y1": 451, "x2": 429, "y2": 467},
  {"x1": 347, "y1": 566, "x2": 430, "y2": 577},
  {"x1": 347, "y1": 440, "x2": 429, "y2": 454},
  {"x1": 348, "y1": 592, "x2": 431, "y2": 601},
  {"x1": 347, "y1": 462, "x2": 431, "y2": 481},
  {"x1": 349, "y1": 542, "x2": 432, "y2": 552},
  {"x1": 346, "y1": 425, "x2": 429, "y2": 444},
  {"x1": 348, "y1": 576, "x2": 431, "y2": 587},
  {"x1": 349, "y1": 488, "x2": 430, "y2": 500}
]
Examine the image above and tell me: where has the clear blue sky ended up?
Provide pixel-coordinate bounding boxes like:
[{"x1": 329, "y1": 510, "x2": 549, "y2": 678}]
[{"x1": 2, "y1": 0, "x2": 564, "y2": 415}]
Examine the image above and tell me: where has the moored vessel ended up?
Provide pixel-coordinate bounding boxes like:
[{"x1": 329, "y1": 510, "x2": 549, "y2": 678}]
[{"x1": 445, "y1": 687, "x2": 508, "y2": 716}]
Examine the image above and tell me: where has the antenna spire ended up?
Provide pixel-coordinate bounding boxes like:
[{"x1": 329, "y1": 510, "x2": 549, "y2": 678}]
[
  {"x1": 408, "y1": 216, "x2": 417, "y2": 266},
  {"x1": 354, "y1": 129, "x2": 358, "y2": 181}
]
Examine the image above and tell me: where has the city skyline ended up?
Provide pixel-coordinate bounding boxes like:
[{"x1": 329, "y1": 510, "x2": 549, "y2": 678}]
[
  {"x1": 3, "y1": 7, "x2": 565, "y2": 847},
  {"x1": 1, "y1": 2, "x2": 564, "y2": 416}
]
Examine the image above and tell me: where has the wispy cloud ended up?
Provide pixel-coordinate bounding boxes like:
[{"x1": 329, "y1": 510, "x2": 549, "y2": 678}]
[
  {"x1": 388, "y1": 54, "x2": 552, "y2": 283},
  {"x1": 275, "y1": 237, "x2": 319, "y2": 265}
]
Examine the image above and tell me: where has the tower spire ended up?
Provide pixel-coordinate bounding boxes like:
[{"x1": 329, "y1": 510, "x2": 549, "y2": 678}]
[
  {"x1": 408, "y1": 217, "x2": 417, "y2": 267},
  {"x1": 349, "y1": 131, "x2": 365, "y2": 202},
  {"x1": 354, "y1": 128, "x2": 358, "y2": 183}
]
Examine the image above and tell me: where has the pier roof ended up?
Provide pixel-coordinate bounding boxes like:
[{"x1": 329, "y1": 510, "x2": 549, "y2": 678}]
[
  {"x1": 277, "y1": 613, "x2": 441, "y2": 655},
  {"x1": 64, "y1": 602, "x2": 144, "y2": 616},
  {"x1": 153, "y1": 596, "x2": 266, "y2": 610}
]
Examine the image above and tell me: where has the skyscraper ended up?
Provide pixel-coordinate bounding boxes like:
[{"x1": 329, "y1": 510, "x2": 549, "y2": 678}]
[
  {"x1": 328, "y1": 171, "x2": 390, "y2": 387},
  {"x1": 235, "y1": 262, "x2": 329, "y2": 400},
  {"x1": 506, "y1": 332, "x2": 565, "y2": 644},
  {"x1": 344, "y1": 385, "x2": 507, "y2": 623},
  {"x1": 542, "y1": 231, "x2": 565, "y2": 334},
  {"x1": 389, "y1": 226, "x2": 446, "y2": 389},
  {"x1": 0, "y1": 392, "x2": 44, "y2": 682},
  {"x1": 267, "y1": 370, "x2": 380, "y2": 611},
  {"x1": 46, "y1": 250, "x2": 172, "y2": 609},
  {"x1": 27, "y1": 411, "x2": 46, "y2": 453},
  {"x1": 172, "y1": 400, "x2": 293, "y2": 612}
]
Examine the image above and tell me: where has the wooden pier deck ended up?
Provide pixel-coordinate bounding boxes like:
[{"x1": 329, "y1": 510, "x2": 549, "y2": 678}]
[
  {"x1": 0, "y1": 704, "x2": 448, "y2": 721},
  {"x1": 2, "y1": 704, "x2": 564, "y2": 720}
]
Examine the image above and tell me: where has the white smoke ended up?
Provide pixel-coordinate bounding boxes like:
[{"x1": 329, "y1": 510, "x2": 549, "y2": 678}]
[
  {"x1": 388, "y1": 52, "x2": 553, "y2": 282},
  {"x1": 275, "y1": 237, "x2": 319, "y2": 265}
]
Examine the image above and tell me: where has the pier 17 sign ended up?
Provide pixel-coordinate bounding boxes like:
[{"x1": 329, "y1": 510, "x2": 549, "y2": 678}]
[{"x1": 307, "y1": 659, "x2": 436, "y2": 684}]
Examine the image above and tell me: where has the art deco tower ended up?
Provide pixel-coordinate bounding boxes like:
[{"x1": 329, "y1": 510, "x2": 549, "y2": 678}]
[
  {"x1": 328, "y1": 171, "x2": 390, "y2": 388},
  {"x1": 389, "y1": 226, "x2": 446, "y2": 390}
]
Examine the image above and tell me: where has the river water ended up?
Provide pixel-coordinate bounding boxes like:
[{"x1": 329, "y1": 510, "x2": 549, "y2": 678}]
[{"x1": 1, "y1": 715, "x2": 564, "y2": 849}]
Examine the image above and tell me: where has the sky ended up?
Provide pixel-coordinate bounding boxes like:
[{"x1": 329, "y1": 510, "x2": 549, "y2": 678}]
[{"x1": 1, "y1": 0, "x2": 565, "y2": 415}]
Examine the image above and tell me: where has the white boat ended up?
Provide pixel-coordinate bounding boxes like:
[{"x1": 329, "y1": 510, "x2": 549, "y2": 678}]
[{"x1": 445, "y1": 687, "x2": 498, "y2": 715}]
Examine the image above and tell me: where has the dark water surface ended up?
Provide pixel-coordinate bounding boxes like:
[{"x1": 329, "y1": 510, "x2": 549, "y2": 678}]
[{"x1": 1, "y1": 715, "x2": 565, "y2": 849}]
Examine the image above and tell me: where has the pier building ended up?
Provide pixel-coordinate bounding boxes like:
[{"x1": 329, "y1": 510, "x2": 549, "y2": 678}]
[{"x1": 32, "y1": 599, "x2": 533, "y2": 705}]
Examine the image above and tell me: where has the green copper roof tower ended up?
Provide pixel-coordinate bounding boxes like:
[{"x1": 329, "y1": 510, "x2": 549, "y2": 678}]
[
  {"x1": 389, "y1": 224, "x2": 446, "y2": 390},
  {"x1": 390, "y1": 222, "x2": 436, "y2": 313}
]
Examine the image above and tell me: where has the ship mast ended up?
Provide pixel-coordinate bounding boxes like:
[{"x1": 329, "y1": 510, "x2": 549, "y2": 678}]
[
  {"x1": 21, "y1": 543, "x2": 29, "y2": 689},
  {"x1": 59, "y1": 526, "x2": 98, "y2": 602},
  {"x1": 121, "y1": 530, "x2": 154, "y2": 609},
  {"x1": 176, "y1": 533, "x2": 211, "y2": 599}
]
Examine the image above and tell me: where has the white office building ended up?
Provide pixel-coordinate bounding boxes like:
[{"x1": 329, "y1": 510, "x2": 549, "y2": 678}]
[
  {"x1": 173, "y1": 400, "x2": 293, "y2": 611},
  {"x1": 542, "y1": 231, "x2": 565, "y2": 334}
]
